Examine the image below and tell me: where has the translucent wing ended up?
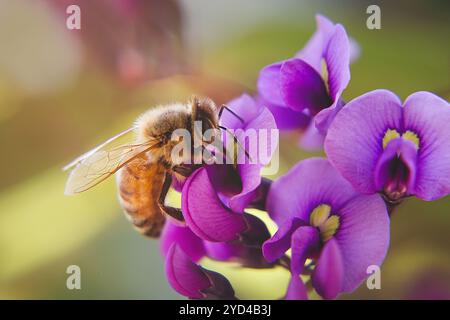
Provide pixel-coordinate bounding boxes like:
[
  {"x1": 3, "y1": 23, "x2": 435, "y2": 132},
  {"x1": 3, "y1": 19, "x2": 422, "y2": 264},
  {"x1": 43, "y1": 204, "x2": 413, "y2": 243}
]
[{"x1": 64, "y1": 128, "x2": 159, "y2": 195}]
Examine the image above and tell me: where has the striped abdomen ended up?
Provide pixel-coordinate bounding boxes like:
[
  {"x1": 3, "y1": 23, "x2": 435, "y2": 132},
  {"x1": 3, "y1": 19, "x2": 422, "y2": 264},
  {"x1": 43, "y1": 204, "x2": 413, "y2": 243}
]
[{"x1": 117, "y1": 156, "x2": 166, "y2": 237}]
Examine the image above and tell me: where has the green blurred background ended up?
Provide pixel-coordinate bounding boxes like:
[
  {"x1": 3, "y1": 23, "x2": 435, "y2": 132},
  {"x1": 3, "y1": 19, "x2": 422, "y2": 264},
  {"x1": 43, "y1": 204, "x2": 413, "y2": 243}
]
[{"x1": 0, "y1": 0, "x2": 448, "y2": 299}]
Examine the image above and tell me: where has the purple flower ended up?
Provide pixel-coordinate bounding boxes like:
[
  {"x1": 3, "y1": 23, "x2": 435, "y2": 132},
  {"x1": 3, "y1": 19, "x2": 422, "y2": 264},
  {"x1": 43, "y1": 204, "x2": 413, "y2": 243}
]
[
  {"x1": 218, "y1": 94, "x2": 278, "y2": 210},
  {"x1": 180, "y1": 94, "x2": 277, "y2": 241},
  {"x1": 257, "y1": 15, "x2": 353, "y2": 150},
  {"x1": 325, "y1": 90, "x2": 450, "y2": 202},
  {"x1": 165, "y1": 244, "x2": 236, "y2": 299},
  {"x1": 160, "y1": 213, "x2": 272, "y2": 268},
  {"x1": 263, "y1": 158, "x2": 390, "y2": 299}
]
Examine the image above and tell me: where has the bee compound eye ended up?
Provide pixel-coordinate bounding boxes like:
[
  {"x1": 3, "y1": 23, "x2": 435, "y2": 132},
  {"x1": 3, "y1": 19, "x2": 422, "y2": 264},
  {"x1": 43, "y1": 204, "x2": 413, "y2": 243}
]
[{"x1": 163, "y1": 131, "x2": 172, "y2": 141}]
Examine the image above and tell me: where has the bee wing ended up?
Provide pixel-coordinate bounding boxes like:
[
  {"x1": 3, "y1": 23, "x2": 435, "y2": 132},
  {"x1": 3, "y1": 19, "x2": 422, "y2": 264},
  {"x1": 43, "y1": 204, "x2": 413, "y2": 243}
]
[
  {"x1": 64, "y1": 128, "x2": 159, "y2": 195},
  {"x1": 63, "y1": 127, "x2": 135, "y2": 171}
]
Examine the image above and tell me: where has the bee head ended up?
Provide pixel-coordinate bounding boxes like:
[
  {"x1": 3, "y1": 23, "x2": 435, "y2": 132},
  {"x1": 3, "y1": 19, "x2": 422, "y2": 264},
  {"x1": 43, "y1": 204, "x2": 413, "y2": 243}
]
[{"x1": 191, "y1": 96, "x2": 218, "y2": 134}]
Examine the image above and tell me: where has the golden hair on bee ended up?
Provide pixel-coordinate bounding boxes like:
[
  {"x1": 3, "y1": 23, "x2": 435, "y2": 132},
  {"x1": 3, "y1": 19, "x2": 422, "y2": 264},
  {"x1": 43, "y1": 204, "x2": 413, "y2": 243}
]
[{"x1": 134, "y1": 102, "x2": 192, "y2": 143}]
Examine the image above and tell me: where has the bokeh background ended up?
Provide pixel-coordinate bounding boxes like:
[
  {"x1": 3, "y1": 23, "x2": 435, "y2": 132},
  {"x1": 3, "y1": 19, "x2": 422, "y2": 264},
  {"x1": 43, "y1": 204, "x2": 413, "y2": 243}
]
[{"x1": 0, "y1": 0, "x2": 449, "y2": 299}]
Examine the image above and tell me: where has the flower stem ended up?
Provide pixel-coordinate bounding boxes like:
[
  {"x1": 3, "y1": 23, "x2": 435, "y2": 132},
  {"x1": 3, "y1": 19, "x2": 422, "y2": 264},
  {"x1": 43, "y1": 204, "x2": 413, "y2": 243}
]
[{"x1": 277, "y1": 255, "x2": 291, "y2": 270}]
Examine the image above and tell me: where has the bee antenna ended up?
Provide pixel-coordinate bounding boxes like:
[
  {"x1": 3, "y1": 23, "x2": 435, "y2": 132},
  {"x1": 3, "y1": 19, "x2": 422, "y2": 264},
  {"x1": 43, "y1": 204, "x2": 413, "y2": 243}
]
[
  {"x1": 218, "y1": 125, "x2": 252, "y2": 162},
  {"x1": 218, "y1": 105, "x2": 245, "y2": 124}
]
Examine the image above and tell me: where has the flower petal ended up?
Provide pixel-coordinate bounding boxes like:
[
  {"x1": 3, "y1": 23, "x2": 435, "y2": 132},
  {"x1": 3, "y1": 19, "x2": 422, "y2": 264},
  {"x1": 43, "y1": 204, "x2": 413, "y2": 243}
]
[
  {"x1": 402, "y1": 91, "x2": 450, "y2": 200},
  {"x1": 204, "y1": 241, "x2": 241, "y2": 261},
  {"x1": 181, "y1": 167, "x2": 247, "y2": 242},
  {"x1": 206, "y1": 164, "x2": 242, "y2": 205},
  {"x1": 262, "y1": 218, "x2": 306, "y2": 262},
  {"x1": 325, "y1": 24, "x2": 350, "y2": 103},
  {"x1": 280, "y1": 58, "x2": 330, "y2": 112},
  {"x1": 207, "y1": 213, "x2": 272, "y2": 268},
  {"x1": 313, "y1": 25, "x2": 350, "y2": 133},
  {"x1": 334, "y1": 194, "x2": 390, "y2": 293},
  {"x1": 201, "y1": 269, "x2": 236, "y2": 299},
  {"x1": 291, "y1": 226, "x2": 320, "y2": 275},
  {"x1": 257, "y1": 62, "x2": 284, "y2": 107},
  {"x1": 165, "y1": 244, "x2": 236, "y2": 299},
  {"x1": 264, "y1": 100, "x2": 311, "y2": 130},
  {"x1": 295, "y1": 14, "x2": 335, "y2": 73},
  {"x1": 374, "y1": 137, "x2": 418, "y2": 194},
  {"x1": 165, "y1": 244, "x2": 211, "y2": 298},
  {"x1": 325, "y1": 89, "x2": 403, "y2": 194},
  {"x1": 204, "y1": 163, "x2": 259, "y2": 214},
  {"x1": 314, "y1": 98, "x2": 345, "y2": 134},
  {"x1": 285, "y1": 274, "x2": 308, "y2": 300},
  {"x1": 217, "y1": 94, "x2": 278, "y2": 212},
  {"x1": 160, "y1": 221, "x2": 206, "y2": 262},
  {"x1": 232, "y1": 97, "x2": 278, "y2": 162},
  {"x1": 220, "y1": 93, "x2": 261, "y2": 130},
  {"x1": 229, "y1": 164, "x2": 261, "y2": 212},
  {"x1": 299, "y1": 121, "x2": 325, "y2": 151},
  {"x1": 312, "y1": 238, "x2": 344, "y2": 299},
  {"x1": 267, "y1": 158, "x2": 357, "y2": 225}
]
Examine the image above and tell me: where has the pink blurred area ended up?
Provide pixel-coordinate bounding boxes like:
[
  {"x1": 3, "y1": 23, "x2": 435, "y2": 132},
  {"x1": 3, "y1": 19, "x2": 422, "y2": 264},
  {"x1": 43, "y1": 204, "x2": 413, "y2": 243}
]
[{"x1": 48, "y1": 0, "x2": 186, "y2": 85}]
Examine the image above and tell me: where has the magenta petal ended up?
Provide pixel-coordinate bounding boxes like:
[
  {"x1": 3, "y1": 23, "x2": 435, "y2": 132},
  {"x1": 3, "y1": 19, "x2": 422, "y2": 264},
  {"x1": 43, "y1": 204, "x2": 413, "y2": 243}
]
[
  {"x1": 204, "y1": 162, "x2": 258, "y2": 214},
  {"x1": 262, "y1": 218, "x2": 306, "y2": 262},
  {"x1": 218, "y1": 94, "x2": 277, "y2": 212},
  {"x1": 325, "y1": 90, "x2": 403, "y2": 194},
  {"x1": 280, "y1": 58, "x2": 330, "y2": 112},
  {"x1": 206, "y1": 213, "x2": 271, "y2": 268},
  {"x1": 181, "y1": 167, "x2": 247, "y2": 242},
  {"x1": 267, "y1": 158, "x2": 357, "y2": 225},
  {"x1": 204, "y1": 241, "x2": 241, "y2": 261},
  {"x1": 334, "y1": 194, "x2": 390, "y2": 293},
  {"x1": 299, "y1": 121, "x2": 325, "y2": 151},
  {"x1": 304, "y1": 24, "x2": 350, "y2": 134},
  {"x1": 232, "y1": 97, "x2": 278, "y2": 162},
  {"x1": 257, "y1": 62, "x2": 284, "y2": 107},
  {"x1": 228, "y1": 164, "x2": 260, "y2": 213},
  {"x1": 206, "y1": 164, "x2": 242, "y2": 199},
  {"x1": 312, "y1": 25, "x2": 350, "y2": 133},
  {"x1": 325, "y1": 24, "x2": 350, "y2": 102},
  {"x1": 220, "y1": 93, "x2": 261, "y2": 130},
  {"x1": 291, "y1": 226, "x2": 320, "y2": 275},
  {"x1": 295, "y1": 14, "x2": 335, "y2": 73},
  {"x1": 285, "y1": 275, "x2": 308, "y2": 300},
  {"x1": 314, "y1": 98, "x2": 345, "y2": 134},
  {"x1": 160, "y1": 221, "x2": 206, "y2": 262},
  {"x1": 264, "y1": 100, "x2": 311, "y2": 130},
  {"x1": 312, "y1": 238, "x2": 344, "y2": 300},
  {"x1": 403, "y1": 91, "x2": 450, "y2": 200},
  {"x1": 201, "y1": 269, "x2": 236, "y2": 299},
  {"x1": 165, "y1": 244, "x2": 211, "y2": 299}
]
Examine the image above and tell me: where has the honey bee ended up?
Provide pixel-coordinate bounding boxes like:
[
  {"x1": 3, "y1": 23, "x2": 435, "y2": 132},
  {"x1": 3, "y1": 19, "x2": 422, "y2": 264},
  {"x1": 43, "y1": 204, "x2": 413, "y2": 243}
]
[{"x1": 64, "y1": 96, "x2": 243, "y2": 238}]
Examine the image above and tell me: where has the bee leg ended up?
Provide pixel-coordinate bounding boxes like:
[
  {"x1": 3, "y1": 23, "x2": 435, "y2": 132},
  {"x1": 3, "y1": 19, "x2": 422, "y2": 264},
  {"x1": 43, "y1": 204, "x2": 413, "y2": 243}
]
[
  {"x1": 158, "y1": 172, "x2": 185, "y2": 224},
  {"x1": 172, "y1": 165, "x2": 194, "y2": 177}
]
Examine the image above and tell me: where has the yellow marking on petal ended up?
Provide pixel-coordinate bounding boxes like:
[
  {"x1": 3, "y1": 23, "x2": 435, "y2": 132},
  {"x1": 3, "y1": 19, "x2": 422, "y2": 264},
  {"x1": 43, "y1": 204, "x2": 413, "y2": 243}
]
[
  {"x1": 321, "y1": 60, "x2": 330, "y2": 95},
  {"x1": 310, "y1": 204, "x2": 331, "y2": 227},
  {"x1": 310, "y1": 204, "x2": 340, "y2": 242},
  {"x1": 382, "y1": 129, "x2": 400, "y2": 149},
  {"x1": 402, "y1": 130, "x2": 420, "y2": 149},
  {"x1": 320, "y1": 215, "x2": 340, "y2": 242},
  {"x1": 382, "y1": 128, "x2": 420, "y2": 150}
]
